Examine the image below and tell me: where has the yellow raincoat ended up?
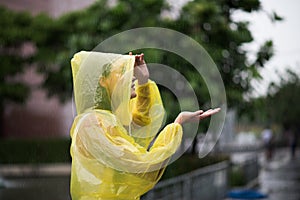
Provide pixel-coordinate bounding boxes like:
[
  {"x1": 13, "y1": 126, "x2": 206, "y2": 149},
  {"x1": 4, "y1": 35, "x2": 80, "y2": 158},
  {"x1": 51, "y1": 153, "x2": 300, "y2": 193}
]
[{"x1": 70, "y1": 51, "x2": 183, "y2": 200}]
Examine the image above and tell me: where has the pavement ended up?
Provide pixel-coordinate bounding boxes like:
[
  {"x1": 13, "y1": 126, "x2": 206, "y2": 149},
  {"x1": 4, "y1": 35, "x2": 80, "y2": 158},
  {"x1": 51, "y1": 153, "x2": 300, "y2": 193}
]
[
  {"x1": 1, "y1": 148, "x2": 299, "y2": 200},
  {"x1": 226, "y1": 148, "x2": 300, "y2": 200},
  {"x1": 258, "y1": 148, "x2": 300, "y2": 200}
]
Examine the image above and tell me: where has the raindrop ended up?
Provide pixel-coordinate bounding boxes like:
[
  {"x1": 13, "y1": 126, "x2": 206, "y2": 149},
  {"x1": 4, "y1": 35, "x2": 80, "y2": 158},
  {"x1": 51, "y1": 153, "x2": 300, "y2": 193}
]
[
  {"x1": 203, "y1": 23, "x2": 211, "y2": 31},
  {"x1": 222, "y1": 50, "x2": 230, "y2": 58}
]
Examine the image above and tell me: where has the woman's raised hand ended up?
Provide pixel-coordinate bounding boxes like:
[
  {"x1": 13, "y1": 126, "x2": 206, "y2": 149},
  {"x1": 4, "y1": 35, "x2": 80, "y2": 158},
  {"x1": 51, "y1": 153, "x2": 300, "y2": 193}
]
[
  {"x1": 129, "y1": 52, "x2": 149, "y2": 85},
  {"x1": 174, "y1": 108, "x2": 221, "y2": 125}
]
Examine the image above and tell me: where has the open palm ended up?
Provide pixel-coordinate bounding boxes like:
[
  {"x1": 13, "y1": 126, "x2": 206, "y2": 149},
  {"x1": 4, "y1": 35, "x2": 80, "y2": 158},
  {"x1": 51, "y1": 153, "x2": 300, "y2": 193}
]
[{"x1": 175, "y1": 108, "x2": 221, "y2": 125}]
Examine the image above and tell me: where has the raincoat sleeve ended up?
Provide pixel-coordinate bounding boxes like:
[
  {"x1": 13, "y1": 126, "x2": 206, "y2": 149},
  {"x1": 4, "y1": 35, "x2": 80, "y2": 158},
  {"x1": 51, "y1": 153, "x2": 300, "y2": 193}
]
[
  {"x1": 70, "y1": 110, "x2": 182, "y2": 199},
  {"x1": 131, "y1": 81, "x2": 153, "y2": 126},
  {"x1": 130, "y1": 80, "x2": 165, "y2": 148}
]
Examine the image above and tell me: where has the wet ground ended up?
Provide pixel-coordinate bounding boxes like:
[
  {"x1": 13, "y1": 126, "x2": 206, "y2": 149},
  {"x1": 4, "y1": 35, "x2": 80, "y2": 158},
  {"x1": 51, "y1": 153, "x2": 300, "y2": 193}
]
[
  {"x1": 0, "y1": 176, "x2": 71, "y2": 200},
  {"x1": 259, "y1": 148, "x2": 300, "y2": 200},
  {"x1": 0, "y1": 164, "x2": 71, "y2": 200},
  {"x1": 1, "y1": 148, "x2": 299, "y2": 200}
]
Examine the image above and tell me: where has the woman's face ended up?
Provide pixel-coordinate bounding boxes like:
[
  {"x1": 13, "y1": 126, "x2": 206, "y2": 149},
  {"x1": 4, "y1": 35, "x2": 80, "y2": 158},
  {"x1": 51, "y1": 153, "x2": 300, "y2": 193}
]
[
  {"x1": 100, "y1": 70, "x2": 137, "y2": 99},
  {"x1": 99, "y1": 67, "x2": 123, "y2": 96}
]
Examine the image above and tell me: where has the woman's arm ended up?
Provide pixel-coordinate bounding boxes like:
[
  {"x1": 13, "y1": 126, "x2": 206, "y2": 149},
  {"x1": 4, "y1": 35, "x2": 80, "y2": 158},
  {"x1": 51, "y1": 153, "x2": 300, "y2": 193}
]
[{"x1": 130, "y1": 53, "x2": 154, "y2": 126}]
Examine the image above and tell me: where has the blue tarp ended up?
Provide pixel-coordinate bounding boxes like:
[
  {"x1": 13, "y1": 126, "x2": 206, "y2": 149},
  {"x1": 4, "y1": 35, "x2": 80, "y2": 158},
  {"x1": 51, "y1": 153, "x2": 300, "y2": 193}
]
[{"x1": 227, "y1": 189, "x2": 268, "y2": 199}]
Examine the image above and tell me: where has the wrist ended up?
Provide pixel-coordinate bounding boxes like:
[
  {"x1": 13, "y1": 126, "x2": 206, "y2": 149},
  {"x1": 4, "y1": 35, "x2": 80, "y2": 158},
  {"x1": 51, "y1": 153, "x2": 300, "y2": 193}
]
[
  {"x1": 137, "y1": 77, "x2": 148, "y2": 85},
  {"x1": 174, "y1": 114, "x2": 183, "y2": 125}
]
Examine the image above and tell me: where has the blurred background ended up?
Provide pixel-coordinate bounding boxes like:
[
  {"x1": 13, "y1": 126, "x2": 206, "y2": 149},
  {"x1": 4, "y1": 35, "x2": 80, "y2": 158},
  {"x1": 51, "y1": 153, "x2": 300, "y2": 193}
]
[{"x1": 0, "y1": 0, "x2": 299, "y2": 199}]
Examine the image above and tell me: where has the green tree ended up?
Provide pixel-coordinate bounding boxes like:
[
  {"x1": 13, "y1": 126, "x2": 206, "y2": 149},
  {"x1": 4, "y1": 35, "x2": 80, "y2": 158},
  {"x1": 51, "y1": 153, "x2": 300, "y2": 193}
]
[
  {"x1": 34, "y1": 0, "x2": 276, "y2": 111},
  {"x1": 240, "y1": 69, "x2": 300, "y2": 132},
  {"x1": 1, "y1": 0, "x2": 279, "y2": 140},
  {"x1": 32, "y1": 0, "x2": 169, "y2": 102},
  {"x1": 31, "y1": 13, "x2": 73, "y2": 102},
  {"x1": 172, "y1": 0, "x2": 274, "y2": 108},
  {"x1": 0, "y1": 7, "x2": 33, "y2": 135},
  {"x1": 266, "y1": 69, "x2": 300, "y2": 130}
]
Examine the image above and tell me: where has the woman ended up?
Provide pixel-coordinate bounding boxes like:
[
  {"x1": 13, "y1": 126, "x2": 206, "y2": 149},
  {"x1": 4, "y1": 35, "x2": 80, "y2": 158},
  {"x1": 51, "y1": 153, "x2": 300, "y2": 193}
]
[{"x1": 70, "y1": 51, "x2": 220, "y2": 200}]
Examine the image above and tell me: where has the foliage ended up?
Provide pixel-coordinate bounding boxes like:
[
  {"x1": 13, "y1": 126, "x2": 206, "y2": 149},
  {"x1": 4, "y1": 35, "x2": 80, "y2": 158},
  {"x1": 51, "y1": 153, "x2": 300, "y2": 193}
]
[
  {"x1": 31, "y1": 13, "x2": 74, "y2": 102},
  {"x1": 238, "y1": 96, "x2": 268, "y2": 124},
  {"x1": 241, "y1": 69, "x2": 300, "y2": 131},
  {"x1": 0, "y1": 7, "x2": 33, "y2": 111},
  {"x1": 0, "y1": 0, "x2": 280, "y2": 125},
  {"x1": 0, "y1": 138, "x2": 71, "y2": 163},
  {"x1": 229, "y1": 165, "x2": 246, "y2": 186},
  {"x1": 173, "y1": 0, "x2": 275, "y2": 108},
  {"x1": 266, "y1": 69, "x2": 300, "y2": 129},
  {"x1": 28, "y1": 0, "x2": 275, "y2": 110},
  {"x1": 0, "y1": 7, "x2": 36, "y2": 136}
]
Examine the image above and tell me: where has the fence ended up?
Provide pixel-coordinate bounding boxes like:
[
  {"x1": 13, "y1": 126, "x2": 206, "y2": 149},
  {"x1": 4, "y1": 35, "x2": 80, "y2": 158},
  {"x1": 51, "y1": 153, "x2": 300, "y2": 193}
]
[
  {"x1": 238, "y1": 157, "x2": 259, "y2": 185},
  {"x1": 142, "y1": 161, "x2": 229, "y2": 200}
]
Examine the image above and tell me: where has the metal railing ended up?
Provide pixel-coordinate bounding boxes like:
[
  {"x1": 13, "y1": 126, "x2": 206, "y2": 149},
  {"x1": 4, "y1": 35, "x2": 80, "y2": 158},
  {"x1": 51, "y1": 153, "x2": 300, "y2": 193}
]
[
  {"x1": 239, "y1": 157, "x2": 259, "y2": 185},
  {"x1": 142, "y1": 161, "x2": 229, "y2": 200}
]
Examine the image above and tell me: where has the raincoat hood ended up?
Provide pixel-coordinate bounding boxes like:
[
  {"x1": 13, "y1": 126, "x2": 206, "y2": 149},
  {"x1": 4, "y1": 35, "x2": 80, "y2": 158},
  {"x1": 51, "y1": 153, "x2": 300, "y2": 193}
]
[{"x1": 71, "y1": 51, "x2": 135, "y2": 125}]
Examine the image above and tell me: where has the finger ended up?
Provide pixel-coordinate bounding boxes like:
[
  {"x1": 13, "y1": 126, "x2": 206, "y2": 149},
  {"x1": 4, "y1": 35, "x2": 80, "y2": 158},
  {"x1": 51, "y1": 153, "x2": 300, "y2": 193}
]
[
  {"x1": 204, "y1": 108, "x2": 220, "y2": 115},
  {"x1": 206, "y1": 109, "x2": 219, "y2": 115},
  {"x1": 199, "y1": 109, "x2": 212, "y2": 116},
  {"x1": 131, "y1": 81, "x2": 136, "y2": 88},
  {"x1": 194, "y1": 110, "x2": 204, "y2": 116},
  {"x1": 213, "y1": 107, "x2": 221, "y2": 112},
  {"x1": 199, "y1": 108, "x2": 220, "y2": 119},
  {"x1": 199, "y1": 110, "x2": 219, "y2": 119},
  {"x1": 134, "y1": 55, "x2": 140, "y2": 65},
  {"x1": 140, "y1": 53, "x2": 144, "y2": 63},
  {"x1": 135, "y1": 55, "x2": 141, "y2": 62},
  {"x1": 199, "y1": 113, "x2": 211, "y2": 120},
  {"x1": 189, "y1": 111, "x2": 204, "y2": 121},
  {"x1": 141, "y1": 53, "x2": 144, "y2": 61}
]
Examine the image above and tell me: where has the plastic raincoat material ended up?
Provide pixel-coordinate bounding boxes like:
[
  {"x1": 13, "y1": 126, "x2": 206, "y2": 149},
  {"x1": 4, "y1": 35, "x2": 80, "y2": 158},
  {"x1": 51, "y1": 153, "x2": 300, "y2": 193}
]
[{"x1": 70, "y1": 51, "x2": 183, "y2": 200}]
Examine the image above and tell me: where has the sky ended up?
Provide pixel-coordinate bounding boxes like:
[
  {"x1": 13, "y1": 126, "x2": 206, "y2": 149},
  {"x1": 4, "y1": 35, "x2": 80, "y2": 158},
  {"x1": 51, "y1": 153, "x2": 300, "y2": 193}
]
[{"x1": 232, "y1": 0, "x2": 300, "y2": 97}]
